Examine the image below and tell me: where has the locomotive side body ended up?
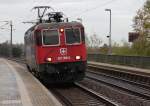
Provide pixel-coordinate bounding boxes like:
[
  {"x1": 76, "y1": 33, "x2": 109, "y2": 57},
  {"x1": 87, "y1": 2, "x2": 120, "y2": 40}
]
[{"x1": 25, "y1": 22, "x2": 87, "y2": 83}]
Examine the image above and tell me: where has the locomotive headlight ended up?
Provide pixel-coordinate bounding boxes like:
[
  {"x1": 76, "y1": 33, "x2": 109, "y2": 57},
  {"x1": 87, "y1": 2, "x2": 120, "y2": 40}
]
[
  {"x1": 60, "y1": 28, "x2": 64, "y2": 33},
  {"x1": 76, "y1": 56, "x2": 81, "y2": 60},
  {"x1": 46, "y1": 58, "x2": 52, "y2": 62}
]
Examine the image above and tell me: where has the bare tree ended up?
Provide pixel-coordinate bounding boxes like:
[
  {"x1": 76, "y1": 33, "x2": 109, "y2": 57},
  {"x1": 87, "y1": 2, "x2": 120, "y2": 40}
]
[
  {"x1": 89, "y1": 33, "x2": 102, "y2": 48},
  {"x1": 132, "y1": 0, "x2": 150, "y2": 56}
]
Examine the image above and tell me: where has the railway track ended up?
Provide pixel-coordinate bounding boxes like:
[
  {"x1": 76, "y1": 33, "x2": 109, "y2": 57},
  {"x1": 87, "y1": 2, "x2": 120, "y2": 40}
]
[
  {"x1": 87, "y1": 68, "x2": 150, "y2": 89},
  {"x1": 86, "y1": 71, "x2": 150, "y2": 100},
  {"x1": 88, "y1": 63, "x2": 150, "y2": 87},
  {"x1": 87, "y1": 63, "x2": 150, "y2": 94},
  {"x1": 84, "y1": 65, "x2": 150, "y2": 105},
  {"x1": 49, "y1": 83, "x2": 118, "y2": 106},
  {"x1": 8, "y1": 58, "x2": 119, "y2": 105},
  {"x1": 7, "y1": 58, "x2": 150, "y2": 105}
]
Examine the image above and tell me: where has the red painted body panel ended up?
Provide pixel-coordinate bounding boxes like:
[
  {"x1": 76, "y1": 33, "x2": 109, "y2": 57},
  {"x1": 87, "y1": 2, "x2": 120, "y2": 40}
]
[
  {"x1": 36, "y1": 44, "x2": 87, "y2": 64},
  {"x1": 25, "y1": 22, "x2": 87, "y2": 65}
]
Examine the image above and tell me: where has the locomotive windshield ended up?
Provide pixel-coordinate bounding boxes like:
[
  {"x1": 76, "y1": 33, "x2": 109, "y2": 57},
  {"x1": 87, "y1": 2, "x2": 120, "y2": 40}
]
[
  {"x1": 65, "y1": 28, "x2": 81, "y2": 44},
  {"x1": 42, "y1": 29, "x2": 59, "y2": 45}
]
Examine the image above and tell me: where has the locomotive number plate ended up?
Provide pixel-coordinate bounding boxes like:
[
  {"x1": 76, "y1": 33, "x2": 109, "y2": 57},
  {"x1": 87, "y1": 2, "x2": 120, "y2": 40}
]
[{"x1": 57, "y1": 56, "x2": 71, "y2": 60}]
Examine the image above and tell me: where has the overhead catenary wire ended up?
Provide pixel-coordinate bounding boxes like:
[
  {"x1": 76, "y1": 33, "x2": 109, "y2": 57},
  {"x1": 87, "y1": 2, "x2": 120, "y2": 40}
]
[
  {"x1": 22, "y1": 0, "x2": 118, "y2": 23},
  {"x1": 70, "y1": 0, "x2": 118, "y2": 17},
  {"x1": 0, "y1": 22, "x2": 9, "y2": 29}
]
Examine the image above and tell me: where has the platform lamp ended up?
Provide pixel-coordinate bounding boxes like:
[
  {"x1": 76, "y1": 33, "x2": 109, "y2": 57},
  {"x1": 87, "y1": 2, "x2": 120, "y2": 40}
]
[{"x1": 105, "y1": 9, "x2": 112, "y2": 55}]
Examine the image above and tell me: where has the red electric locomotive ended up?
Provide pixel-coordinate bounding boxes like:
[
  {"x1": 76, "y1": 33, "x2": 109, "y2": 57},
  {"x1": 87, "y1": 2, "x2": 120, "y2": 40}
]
[{"x1": 24, "y1": 6, "x2": 87, "y2": 83}]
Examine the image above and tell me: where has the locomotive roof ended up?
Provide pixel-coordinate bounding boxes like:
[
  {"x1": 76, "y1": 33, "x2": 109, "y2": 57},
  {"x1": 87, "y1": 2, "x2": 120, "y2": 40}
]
[
  {"x1": 25, "y1": 21, "x2": 83, "y2": 33},
  {"x1": 36, "y1": 22, "x2": 83, "y2": 29}
]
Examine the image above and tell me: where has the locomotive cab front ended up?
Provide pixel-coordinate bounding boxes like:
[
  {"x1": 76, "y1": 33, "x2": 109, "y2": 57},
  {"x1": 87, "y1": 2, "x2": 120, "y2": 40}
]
[{"x1": 25, "y1": 22, "x2": 87, "y2": 83}]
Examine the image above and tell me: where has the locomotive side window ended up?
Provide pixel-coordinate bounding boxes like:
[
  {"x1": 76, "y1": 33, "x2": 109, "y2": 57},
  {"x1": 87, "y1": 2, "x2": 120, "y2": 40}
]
[
  {"x1": 42, "y1": 29, "x2": 59, "y2": 45},
  {"x1": 81, "y1": 28, "x2": 85, "y2": 43},
  {"x1": 34, "y1": 30, "x2": 42, "y2": 46},
  {"x1": 65, "y1": 28, "x2": 81, "y2": 44}
]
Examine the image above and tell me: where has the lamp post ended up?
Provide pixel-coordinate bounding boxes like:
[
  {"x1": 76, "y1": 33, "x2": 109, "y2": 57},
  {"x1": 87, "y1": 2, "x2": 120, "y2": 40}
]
[
  {"x1": 10, "y1": 21, "x2": 13, "y2": 57},
  {"x1": 105, "y1": 9, "x2": 112, "y2": 55}
]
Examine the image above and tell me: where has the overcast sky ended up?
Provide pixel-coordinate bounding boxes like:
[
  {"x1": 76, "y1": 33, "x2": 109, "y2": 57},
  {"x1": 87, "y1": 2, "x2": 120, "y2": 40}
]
[{"x1": 0, "y1": 0, "x2": 146, "y2": 44}]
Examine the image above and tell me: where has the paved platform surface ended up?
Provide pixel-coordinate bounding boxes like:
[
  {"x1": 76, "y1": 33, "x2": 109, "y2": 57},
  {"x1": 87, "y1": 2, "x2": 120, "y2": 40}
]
[
  {"x1": 0, "y1": 58, "x2": 62, "y2": 106},
  {"x1": 88, "y1": 61, "x2": 150, "y2": 77}
]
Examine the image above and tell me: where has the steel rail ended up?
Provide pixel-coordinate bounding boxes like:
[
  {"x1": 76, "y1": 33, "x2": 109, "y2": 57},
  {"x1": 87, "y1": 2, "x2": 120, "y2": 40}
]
[
  {"x1": 75, "y1": 83, "x2": 119, "y2": 106},
  {"x1": 86, "y1": 72, "x2": 150, "y2": 100}
]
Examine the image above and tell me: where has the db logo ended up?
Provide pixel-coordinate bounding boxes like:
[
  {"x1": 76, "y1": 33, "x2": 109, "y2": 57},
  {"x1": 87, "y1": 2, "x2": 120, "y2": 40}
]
[{"x1": 60, "y1": 48, "x2": 67, "y2": 55}]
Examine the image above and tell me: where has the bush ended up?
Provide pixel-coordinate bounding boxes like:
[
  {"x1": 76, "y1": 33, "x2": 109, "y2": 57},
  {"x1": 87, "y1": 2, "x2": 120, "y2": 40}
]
[{"x1": 12, "y1": 46, "x2": 22, "y2": 57}]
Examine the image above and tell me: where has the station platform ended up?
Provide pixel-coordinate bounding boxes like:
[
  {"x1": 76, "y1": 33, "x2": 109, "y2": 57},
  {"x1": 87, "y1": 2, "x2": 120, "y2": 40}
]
[
  {"x1": 0, "y1": 58, "x2": 62, "y2": 106},
  {"x1": 88, "y1": 61, "x2": 150, "y2": 77}
]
